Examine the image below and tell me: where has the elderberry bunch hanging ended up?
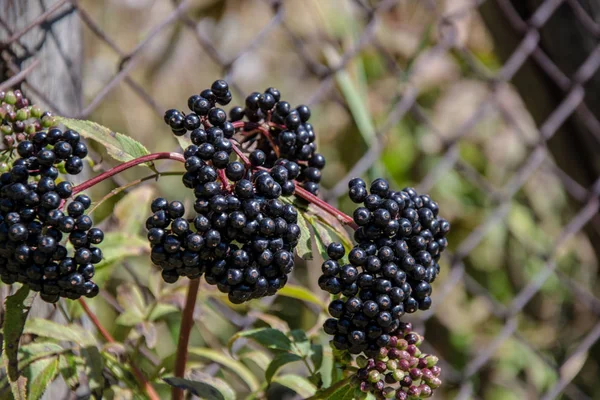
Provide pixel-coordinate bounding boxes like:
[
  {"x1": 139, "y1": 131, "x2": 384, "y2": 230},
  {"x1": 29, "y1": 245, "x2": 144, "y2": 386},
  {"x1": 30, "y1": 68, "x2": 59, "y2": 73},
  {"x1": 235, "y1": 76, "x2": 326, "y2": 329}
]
[
  {"x1": 320, "y1": 178, "x2": 450, "y2": 356},
  {"x1": 230, "y1": 88, "x2": 325, "y2": 195},
  {"x1": 0, "y1": 128, "x2": 103, "y2": 303},
  {"x1": 148, "y1": 80, "x2": 302, "y2": 303}
]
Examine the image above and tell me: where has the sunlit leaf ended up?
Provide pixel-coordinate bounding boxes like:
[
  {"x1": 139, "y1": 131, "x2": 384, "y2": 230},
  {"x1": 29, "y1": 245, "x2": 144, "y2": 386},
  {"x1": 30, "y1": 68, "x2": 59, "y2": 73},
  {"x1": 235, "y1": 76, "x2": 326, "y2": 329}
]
[
  {"x1": 278, "y1": 284, "x2": 325, "y2": 309},
  {"x1": 114, "y1": 186, "x2": 155, "y2": 235},
  {"x1": 295, "y1": 210, "x2": 313, "y2": 260},
  {"x1": 272, "y1": 374, "x2": 317, "y2": 397},
  {"x1": 93, "y1": 233, "x2": 149, "y2": 270},
  {"x1": 57, "y1": 117, "x2": 154, "y2": 168},
  {"x1": 188, "y1": 347, "x2": 260, "y2": 391},
  {"x1": 24, "y1": 319, "x2": 96, "y2": 346},
  {"x1": 26, "y1": 355, "x2": 60, "y2": 400}
]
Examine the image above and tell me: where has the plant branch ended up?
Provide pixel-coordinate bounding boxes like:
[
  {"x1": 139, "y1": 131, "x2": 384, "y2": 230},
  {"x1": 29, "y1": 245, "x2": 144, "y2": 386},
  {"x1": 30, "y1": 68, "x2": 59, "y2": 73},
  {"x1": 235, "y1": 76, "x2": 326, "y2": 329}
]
[
  {"x1": 72, "y1": 152, "x2": 185, "y2": 195},
  {"x1": 293, "y1": 185, "x2": 357, "y2": 229},
  {"x1": 172, "y1": 277, "x2": 201, "y2": 400},
  {"x1": 79, "y1": 298, "x2": 160, "y2": 400}
]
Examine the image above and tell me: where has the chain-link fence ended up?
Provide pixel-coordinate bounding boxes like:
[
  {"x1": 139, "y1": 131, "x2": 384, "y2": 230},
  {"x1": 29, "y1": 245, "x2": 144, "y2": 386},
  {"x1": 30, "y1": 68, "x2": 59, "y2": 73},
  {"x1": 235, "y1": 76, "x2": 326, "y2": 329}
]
[{"x1": 2, "y1": 0, "x2": 600, "y2": 398}]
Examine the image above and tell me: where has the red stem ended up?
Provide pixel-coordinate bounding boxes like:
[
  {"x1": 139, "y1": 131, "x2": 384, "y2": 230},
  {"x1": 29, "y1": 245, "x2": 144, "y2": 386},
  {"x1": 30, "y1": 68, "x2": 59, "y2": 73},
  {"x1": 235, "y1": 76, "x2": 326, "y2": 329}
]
[
  {"x1": 294, "y1": 185, "x2": 358, "y2": 229},
  {"x1": 79, "y1": 298, "x2": 160, "y2": 400},
  {"x1": 172, "y1": 278, "x2": 201, "y2": 400},
  {"x1": 72, "y1": 152, "x2": 185, "y2": 195}
]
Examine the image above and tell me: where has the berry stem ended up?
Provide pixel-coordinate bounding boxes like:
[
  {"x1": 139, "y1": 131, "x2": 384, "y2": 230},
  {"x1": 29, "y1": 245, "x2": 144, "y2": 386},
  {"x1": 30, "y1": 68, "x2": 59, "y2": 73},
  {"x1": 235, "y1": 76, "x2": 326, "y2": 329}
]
[
  {"x1": 79, "y1": 298, "x2": 160, "y2": 400},
  {"x1": 72, "y1": 152, "x2": 185, "y2": 195},
  {"x1": 293, "y1": 185, "x2": 358, "y2": 229},
  {"x1": 172, "y1": 277, "x2": 201, "y2": 400}
]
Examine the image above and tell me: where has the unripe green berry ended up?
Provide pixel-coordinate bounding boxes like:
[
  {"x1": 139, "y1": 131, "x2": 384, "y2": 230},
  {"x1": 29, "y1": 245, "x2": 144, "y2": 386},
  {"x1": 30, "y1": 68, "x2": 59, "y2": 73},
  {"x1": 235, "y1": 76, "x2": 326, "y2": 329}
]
[
  {"x1": 397, "y1": 339, "x2": 408, "y2": 350},
  {"x1": 16, "y1": 108, "x2": 28, "y2": 121},
  {"x1": 4, "y1": 91, "x2": 16, "y2": 105},
  {"x1": 428, "y1": 378, "x2": 442, "y2": 389},
  {"x1": 368, "y1": 369, "x2": 381, "y2": 383},
  {"x1": 392, "y1": 369, "x2": 405, "y2": 382},
  {"x1": 383, "y1": 387, "x2": 396, "y2": 398},
  {"x1": 386, "y1": 359, "x2": 398, "y2": 371},
  {"x1": 0, "y1": 125, "x2": 12, "y2": 135},
  {"x1": 41, "y1": 115, "x2": 56, "y2": 128},
  {"x1": 25, "y1": 124, "x2": 36, "y2": 135},
  {"x1": 356, "y1": 355, "x2": 369, "y2": 368},
  {"x1": 30, "y1": 105, "x2": 42, "y2": 118},
  {"x1": 425, "y1": 355, "x2": 438, "y2": 368}
]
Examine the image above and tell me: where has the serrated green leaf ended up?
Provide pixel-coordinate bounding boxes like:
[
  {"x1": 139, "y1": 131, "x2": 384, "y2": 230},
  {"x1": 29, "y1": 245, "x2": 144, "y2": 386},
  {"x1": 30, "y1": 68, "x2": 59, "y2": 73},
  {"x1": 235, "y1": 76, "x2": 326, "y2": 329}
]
[
  {"x1": 148, "y1": 303, "x2": 179, "y2": 321},
  {"x1": 115, "y1": 309, "x2": 145, "y2": 327},
  {"x1": 296, "y1": 210, "x2": 313, "y2": 260},
  {"x1": 26, "y1": 356, "x2": 59, "y2": 400},
  {"x1": 290, "y1": 330, "x2": 311, "y2": 358},
  {"x1": 56, "y1": 117, "x2": 153, "y2": 167},
  {"x1": 82, "y1": 346, "x2": 104, "y2": 392},
  {"x1": 278, "y1": 284, "x2": 325, "y2": 309},
  {"x1": 273, "y1": 374, "x2": 317, "y2": 398},
  {"x1": 310, "y1": 344, "x2": 324, "y2": 376},
  {"x1": 59, "y1": 354, "x2": 83, "y2": 391},
  {"x1": 24, "y1": 319, "x2": 96, "y2": 346},
  {"x1": 318, "y1": 347, "x2": 334, "y2": 389},
  {"x1": 163, "y1": 373, "x2": 235, "y2": 400},
  {"x1": 2, "y1": 285, "x2": 36, "y2": 384},
  {"x1": 239, "y1": 351, "x2": 271, "y2": 371},
  {"x1": 309, "y1": 213, "x2": 353, "y2": 254},
  {"x1": 18, "y1": 343, "x2": 68, "y2": 367},
  {"x1": 265, "y1": 353, "x2": 302, "y2": 383},
  {"x1": 325, "y1": 384, "x2": 355, "y2": 400},
  {"x1": 228, "y1": 328, "x2": 292, "y2": 353},
  {"x1": 188, "y1": 347, "x2": 259, "y2": 391},
  {"x1": 114, "y1": 186, "x2": 155, "y2": 235},
  {"x1": 94, "y1": 233, "x2": 149, "y2": 270}
]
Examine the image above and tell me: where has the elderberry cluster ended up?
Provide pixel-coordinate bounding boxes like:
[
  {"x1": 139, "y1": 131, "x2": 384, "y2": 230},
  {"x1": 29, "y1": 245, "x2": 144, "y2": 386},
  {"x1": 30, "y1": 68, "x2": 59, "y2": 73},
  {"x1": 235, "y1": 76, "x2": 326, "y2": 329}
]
[
  {"x1": 148, "y1": 80, "x2": 302, "y2": 303},
  {"x1": 321, "y1": 179, "x2": 450, "y2": 356},
  {"x1": 0, "y1": 128, "x2": 103, "y2": 303},
  {"x1": 230, "y1": 88, "x2": 325, "y2": 195},
  {"x1": 352, "y1": 323, "x2": 442, "y2": 399}
]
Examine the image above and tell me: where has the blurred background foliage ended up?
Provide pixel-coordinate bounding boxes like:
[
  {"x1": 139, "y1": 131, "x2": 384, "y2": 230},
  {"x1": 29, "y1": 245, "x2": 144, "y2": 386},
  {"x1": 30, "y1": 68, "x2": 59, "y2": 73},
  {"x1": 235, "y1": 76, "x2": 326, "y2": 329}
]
[{"x1": 3, "y1": 0, "x2": 599, "y2": 399}]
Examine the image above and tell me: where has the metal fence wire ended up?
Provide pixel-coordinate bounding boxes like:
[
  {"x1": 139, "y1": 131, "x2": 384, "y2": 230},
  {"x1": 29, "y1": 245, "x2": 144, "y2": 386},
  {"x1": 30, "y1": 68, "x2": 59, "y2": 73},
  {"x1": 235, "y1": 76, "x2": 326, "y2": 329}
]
[{"x1": 2, "y1": 0, "x2": 600, "y2": 399}]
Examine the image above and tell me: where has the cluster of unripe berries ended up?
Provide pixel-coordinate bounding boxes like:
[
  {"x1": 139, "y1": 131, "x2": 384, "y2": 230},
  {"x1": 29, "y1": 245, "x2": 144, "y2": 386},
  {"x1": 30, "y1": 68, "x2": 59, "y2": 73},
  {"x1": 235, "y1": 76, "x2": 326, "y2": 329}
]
[
  {"x1": 321, "y1": 179, "x2": 450, "y2": 356},
  {"x1": 352, "y1": 323, "x2": 442, "y2": 399},
  {"x1": 150, "y1": 80, "x2": 306, "y2": 303},
  {"x1": 0, "y1": 90, "x2": 57, "y2": 151},
  {"x1": 0, "y1": 127, "x2": 103, "y2": 303},
  {"x1": 230, "y1": 87, "x2": 325, "y2": 195}
]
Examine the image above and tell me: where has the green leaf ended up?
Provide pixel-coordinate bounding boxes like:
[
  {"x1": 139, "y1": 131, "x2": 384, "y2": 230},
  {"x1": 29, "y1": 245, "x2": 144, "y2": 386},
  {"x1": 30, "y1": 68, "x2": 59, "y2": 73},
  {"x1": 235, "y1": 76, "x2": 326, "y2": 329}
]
[
  {"x1": 278, "y1": 284, "x2": 325, "y2": 309},
  {"x1": 163, "y1": 373, "x2": 235, "y2": 400},
  {"x1": 173, "y1": 135, "x2": 193, "y2": 153},
  {"x1": 295, "y1": 210, "x2": 313, "y2": 260},
  {"x1": 228, "y1": 328, "x2": 292, "y2": 354},
  {"x1": 82, "y1": 346, "x2": 104, "y2": 392},
  {"x1": 324, "y1": 383, "x2": 355, "y2": 400},
  {"x1": 24, "y1": 319, "x2": 96, "y2": 346},
  {"x1": 239, "y1": 351, "x2": 271, "y2": 371},
  {"x1": 273, "y1": 374, "x2": 317, "y2": 398},
  {"x1": 148, "y1": 303, "x2": 179, "y2": 321},
  {"x1": 2, "y1": 286, "x2": 36, "y2": 380},
  {"x1": 115, "y1": 309, "x2": 145, "y2": 327},
  {"x1": 56, "y1": 117, "x2": 153, "y2": 167},
  {"x1": 309, "y1": 212, "x2": 353, "y2": 252},
  {"x1": 265, "y1": 353, "x2": 302, "y2": 383},
  {"x1": 318, "y1": 347, "x2": 334, "y2": 388},
  {"x1": 59, "y1": 354, "x2": 83, "y2": 391},
  {"x1": 188, "y1": 347, "x2": 260, "y2": 391},
  {"x1": 26, "y1": 356, "x2": 59, "y2": 400},
  {"x1": 93, "y1": 233, "x2": 149, "y2": 270},
  {"x1": 18, "y1": 343, "x2": 67, "y2": 367},
  {"x1": 114, "y1": 186, "x2": 155, "y2": 235},
  {"x1": 290, "y1": 330, "x2": 311, "y2": 358}
]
